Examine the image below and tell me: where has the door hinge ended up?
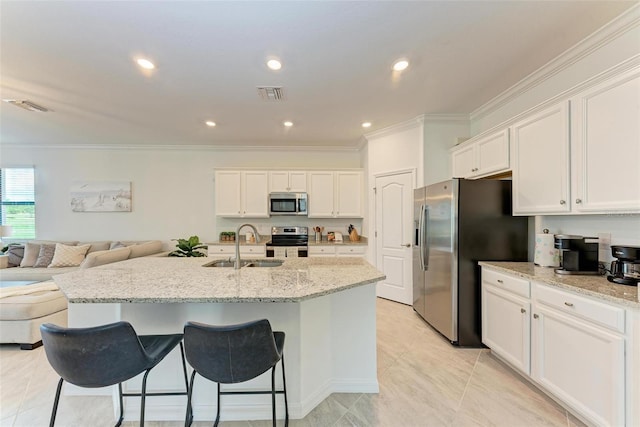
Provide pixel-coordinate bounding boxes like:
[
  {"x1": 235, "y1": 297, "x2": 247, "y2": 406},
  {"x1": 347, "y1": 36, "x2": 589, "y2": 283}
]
[
  {"x1": 375, "y1": 231, "x2": 377, "y2": 237},
  {"x1": 373, "y1": 187, "x2": 377, "y2": 194}
]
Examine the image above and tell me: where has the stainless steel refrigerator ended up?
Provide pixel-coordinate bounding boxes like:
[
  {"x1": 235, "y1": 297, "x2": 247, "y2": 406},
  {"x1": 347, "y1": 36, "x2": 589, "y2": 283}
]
[{"x1": 413, "y1": 179, "x2": 528, "y2": 346}]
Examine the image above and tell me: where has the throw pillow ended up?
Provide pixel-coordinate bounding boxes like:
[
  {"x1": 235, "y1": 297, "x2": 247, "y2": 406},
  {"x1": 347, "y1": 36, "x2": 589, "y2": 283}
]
[
  {"x1": 80, "y1": 247, "x2": 131, "y2": 269},
  {"x1": 84, "y1": 241, "x2": 111, "y2": 253},
  {"x1": 110, "y1": 241, "x2": 127, "y2": 250},
  {"x1": 34, "y1": 244, "x2": 57, "y2": 268},
  {"x1": 128, "y1": 240, "x2": 163, "y2": 258},
  {"x1": 6, "y1": 244, "x2": 25, "y2": 267},
  {"x1": 20, "y1": 242, "x2": 41, "y2": 267},
  {"x1": 48, "y1": 244, "x2": 90, "y2": 268}
]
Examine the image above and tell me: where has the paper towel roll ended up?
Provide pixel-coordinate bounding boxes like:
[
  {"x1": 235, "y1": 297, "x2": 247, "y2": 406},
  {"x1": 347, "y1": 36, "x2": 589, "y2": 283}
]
[{"x1": 534, "y1": 232, "x2": 559, "y2": 267}]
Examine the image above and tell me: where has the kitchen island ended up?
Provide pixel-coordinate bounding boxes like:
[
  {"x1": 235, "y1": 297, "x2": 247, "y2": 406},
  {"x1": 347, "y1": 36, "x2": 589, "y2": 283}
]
[{"x1": 53, "y1": 257, "x2": 385, "y2": 423}]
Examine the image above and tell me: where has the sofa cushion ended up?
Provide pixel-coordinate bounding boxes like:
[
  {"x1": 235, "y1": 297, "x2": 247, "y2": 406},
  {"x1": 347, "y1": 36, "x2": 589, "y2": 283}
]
[
  {"x1": 0, "y1": 285, "x2": 67, "y2": 320},
  {"x1": 80, "y1": 247, "x2": 131, "y2": 269},
  {"x1": 128, "y1": 240, "x2": 163, "y2": 259},
  {"x1": 0, "y1": 266, "x2": 79, "y2": 282},
  {"x1": 33, "y1": 244, "x2": 56, "y2": 268},
  {"x1": 6, "y1": 245, "x2": 24, "y2": 267},
  {"x1": 81, "y1": 241, "x2": 111, "y2": 253},
  {"x1": 20, "y1": 242, "x2": 41, "y2": 267},
  {"x1": 48, "y1": 244, "x2": 90, "y2": 268}
]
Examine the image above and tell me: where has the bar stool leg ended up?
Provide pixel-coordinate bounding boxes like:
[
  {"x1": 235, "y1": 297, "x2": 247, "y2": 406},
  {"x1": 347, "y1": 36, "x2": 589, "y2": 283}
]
[
  {"x1": 115, "y1": 383, "x2": 124, "y2": 427},
  {"x1": 271, "y1": 366, "x2": 277, "y2": 427},
  {"x1": 179, "y1": 342, "x2": 193, "y2": 425},
  {"x1": 140, "y1": 369, "x2": 151, "y2": 426},
  {"x1": 48, "y1": 378, "x2": 64, "y2": 427},
  {"x1": 214, "y1": 382, "x2": 221, "y2": 427},
  {"x1": 281, "y1": 354, "x2": 289, "y2": 427},
  {"x1": 185, "y1": 370, "x2": 196, "y2": 427}
]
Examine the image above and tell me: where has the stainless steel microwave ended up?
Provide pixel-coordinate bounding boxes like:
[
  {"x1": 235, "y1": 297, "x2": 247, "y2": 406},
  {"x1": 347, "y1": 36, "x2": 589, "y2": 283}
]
[{"x1": 269, "y1": 192, "x2": 308, "y2": 216}]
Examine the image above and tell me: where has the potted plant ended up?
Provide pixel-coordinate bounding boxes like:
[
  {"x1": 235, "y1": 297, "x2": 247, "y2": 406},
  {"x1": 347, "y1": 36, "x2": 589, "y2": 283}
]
[{"x1": 168, "y1": 235, "x2": 207, "y2": 257}]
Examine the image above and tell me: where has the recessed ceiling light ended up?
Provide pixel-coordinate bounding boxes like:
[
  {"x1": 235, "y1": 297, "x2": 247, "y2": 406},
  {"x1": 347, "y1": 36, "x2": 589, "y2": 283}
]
[
  {"x1": 205, "y1": 121, "x2": 216, "y2": 127},
  {"x1": 136, "y1": 58, "x2": 155, "y2": 70},
  {"x1": 267, "y1": 59, "x2": 282, "y2": 70},
  {"x1": 362, "y1": 122, "x2": 372, "y2": 128},
  {"x1": 392, "y1": 60, "x2": 409, "y2": 71},
  {"x1": 283, "y1": 121, "x2": 293, "y2": 127}
]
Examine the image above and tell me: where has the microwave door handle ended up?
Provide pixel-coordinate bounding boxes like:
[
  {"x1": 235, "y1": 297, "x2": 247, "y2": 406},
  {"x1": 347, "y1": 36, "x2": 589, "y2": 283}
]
[{"x1": 423, "y1": 206, "x2": 430, "y2": 271}]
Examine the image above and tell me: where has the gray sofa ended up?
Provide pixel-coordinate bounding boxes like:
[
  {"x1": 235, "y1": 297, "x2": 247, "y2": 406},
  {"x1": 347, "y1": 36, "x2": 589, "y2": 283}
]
[{"x1": 0, "y1": 240, "x2": 166, "y2": 349}]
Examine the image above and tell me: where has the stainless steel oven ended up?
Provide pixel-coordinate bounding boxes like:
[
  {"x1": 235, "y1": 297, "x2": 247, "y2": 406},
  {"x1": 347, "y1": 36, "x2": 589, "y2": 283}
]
[{"x1": 266, "y1": 226, "x2": 308, "y2": 257}]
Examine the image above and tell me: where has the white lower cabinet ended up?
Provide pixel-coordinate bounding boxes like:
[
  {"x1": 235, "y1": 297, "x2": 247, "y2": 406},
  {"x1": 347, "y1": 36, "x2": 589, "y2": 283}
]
[
  {"x1": 532, "y1": 282, "x2": 625, "y2": 427},
  {"x1": 481, "y1": 269, "x2": 531, "y2": 375},
  {"x1": 481, "y1": 266, "x2": 635, "y2": 426},
  {"x1": 207, "y1": 245, "x2": 234, "y2": 256},
  {"x1": 309, "y1": 245, "x2": 367, "y2": 258},
  {"x1": 308, "y1": 246, "x2": 336, "y2": 257},
  {"x1": 207, "y1": 245, "x2": 265, "y2": 257}
]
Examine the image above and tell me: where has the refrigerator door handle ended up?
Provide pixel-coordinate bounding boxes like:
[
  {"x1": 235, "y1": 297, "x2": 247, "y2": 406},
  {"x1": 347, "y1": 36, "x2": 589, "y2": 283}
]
[
  {"x1": 423, "y1": 205, "x2": 430, "y2": 271},
  {"x1": 417, "y1": 204, "x2": 424, "y2": 271}
]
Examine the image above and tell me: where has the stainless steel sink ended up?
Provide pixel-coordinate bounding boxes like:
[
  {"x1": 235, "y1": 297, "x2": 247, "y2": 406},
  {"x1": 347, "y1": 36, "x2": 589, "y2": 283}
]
[{"x1": 203, "y1": 259, "x2": 283, "y2": 268}]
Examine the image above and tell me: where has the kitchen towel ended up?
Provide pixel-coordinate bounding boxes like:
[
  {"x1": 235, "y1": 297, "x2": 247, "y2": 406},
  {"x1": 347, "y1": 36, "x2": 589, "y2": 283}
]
[{"x1": 534, "y1": 232, "x2": 559, "y2": 267}]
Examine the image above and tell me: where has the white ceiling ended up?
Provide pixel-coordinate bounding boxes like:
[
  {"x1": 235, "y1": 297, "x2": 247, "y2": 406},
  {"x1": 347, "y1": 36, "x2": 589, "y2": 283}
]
[{"x1": 0, "y1": 1, "x2": 636, "y2": 149}]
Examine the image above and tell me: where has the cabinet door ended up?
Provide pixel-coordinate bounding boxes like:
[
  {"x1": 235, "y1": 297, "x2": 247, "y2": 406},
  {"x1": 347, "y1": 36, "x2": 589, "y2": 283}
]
[
  {"x1": 268, "y1": 171, "x2": 290, "y2": 192},
  {"x1": 308, "y1": 246, "x2": 336, "y2": 257},
  {"x1": 308, "y1": 172, "x2": 335, "y2": 217},
  {"x1": 451, "y1": 144, "x2": 476, "y2": 178},
  {"x1": 511, "y1": 102, "x2": 571, "y2": 215},
  {"x1": 242, "y1": 171, "x2": 269, "y2": 217},
  {"x1": 482, "y1": 283, "x2": 531, "y2": 374},
  {"x1": 335, "y1": 172, "x2": 362, "y2": 217},
  {"x1": 335, "y1": 246, "x2": 367, "y2": 257},
  {"x1": 215, "y1": 171, "x2": 242, "y2": 216},
  {"x1": 476, "y1": 129, "x2": 510, "y2": 177},
  {"x1": 288, "y1": 171, "x2": 307, "y2": 192},
  {"x1": 532, "y1": 305, "x2": 625, "y2": 426},
  {"x1": 571, "y1": 68, "x2": 640, "y2": 213}
]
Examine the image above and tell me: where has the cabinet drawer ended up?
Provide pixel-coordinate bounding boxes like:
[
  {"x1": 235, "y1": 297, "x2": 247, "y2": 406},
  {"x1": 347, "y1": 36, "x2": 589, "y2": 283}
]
[
  {"x1": 335, "y1": 246, "x2": 367, "y2": 256},
  {"x1": 208, "y1": 245, "x2": 235, "y2": 256},
  {"x1": 482, "y1": 268, "x2": 530, "y2": 298},
  {"x1": 308, "y1": 246, "x2": 336, "y2": 256},
  {"x1": 240, "y1": 246, "x2": 266, "y2": 256},
  {"x1": 533, "y1": 282, "x2": 625, "y2": 333}
]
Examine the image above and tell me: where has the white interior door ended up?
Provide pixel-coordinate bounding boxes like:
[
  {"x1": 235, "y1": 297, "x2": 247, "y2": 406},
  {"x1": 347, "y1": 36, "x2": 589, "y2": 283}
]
[{"x1": 375, "y1": 171, "x2": 414, "y2": 305}]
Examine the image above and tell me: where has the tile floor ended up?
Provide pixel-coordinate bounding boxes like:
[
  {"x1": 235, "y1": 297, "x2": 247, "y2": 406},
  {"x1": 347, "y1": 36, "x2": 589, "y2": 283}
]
[{"x1": 0, "y1": 298, "x2": 586, "y2": 427}]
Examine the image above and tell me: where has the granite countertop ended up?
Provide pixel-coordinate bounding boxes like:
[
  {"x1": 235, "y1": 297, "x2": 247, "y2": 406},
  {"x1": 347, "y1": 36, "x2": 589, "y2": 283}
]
[
  {"x1": 208, "y1": 236, "x2": 368, "y2": 246},
  {"x1": 54, "y1": 257, "x2": 385, "y2": 304},
  {"x1": 479, "y1": 261, "x2": 639, "y2": 308}
]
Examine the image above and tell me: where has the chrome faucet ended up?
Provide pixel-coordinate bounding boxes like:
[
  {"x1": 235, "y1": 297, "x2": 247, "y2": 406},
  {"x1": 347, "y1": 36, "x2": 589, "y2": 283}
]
[{"x1": 234, "y1": 223, "x2": 262, "y2": 269}]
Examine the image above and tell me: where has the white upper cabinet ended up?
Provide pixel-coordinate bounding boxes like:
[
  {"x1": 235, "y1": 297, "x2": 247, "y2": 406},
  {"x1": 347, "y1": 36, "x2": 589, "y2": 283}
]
[
  {"x1": 452, "y1": 129, "x2": 510, "y2": 179},
  {"x1": 511, "y1": 102, "x2": 571, "y2": 215},
  {"x1": 308, "y1": 171, "x2": 363, "y2": 218},
  {"x1": 215, "y1": 171, "x2": 269, "y2": 217},
  {"x1": 570, "y1": 67, "x2": 640, "y2": 213},
  {"x1": 268, "y1": 171, "x2": 307, "y2": 193}
]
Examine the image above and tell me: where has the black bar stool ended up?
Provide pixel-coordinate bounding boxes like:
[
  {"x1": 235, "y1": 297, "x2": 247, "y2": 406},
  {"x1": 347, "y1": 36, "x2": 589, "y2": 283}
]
[
  {"x1": 40, "y1": 321, "x2": 192, "y2": 427},
  {"x1": 183, "y1": 319, "x2": 288, "y2": 427}
]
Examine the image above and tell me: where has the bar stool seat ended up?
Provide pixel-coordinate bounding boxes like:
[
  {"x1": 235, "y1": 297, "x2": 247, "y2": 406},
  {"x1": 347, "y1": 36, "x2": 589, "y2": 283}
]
[
  {"x1": 40, "y1": 321, "x2": 191, "y2": 427},
  {"x1": 183, "y1": 319, "x2": 288, "y2": 427}
]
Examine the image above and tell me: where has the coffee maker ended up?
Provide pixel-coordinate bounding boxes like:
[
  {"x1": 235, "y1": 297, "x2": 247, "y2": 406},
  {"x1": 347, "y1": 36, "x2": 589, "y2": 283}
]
[
  {"x1": 608, "y1": 245, "x2": 640, "y2": 286},
  {"x1": 554, "y1": 235, "x2": 600, "y2": 275}
]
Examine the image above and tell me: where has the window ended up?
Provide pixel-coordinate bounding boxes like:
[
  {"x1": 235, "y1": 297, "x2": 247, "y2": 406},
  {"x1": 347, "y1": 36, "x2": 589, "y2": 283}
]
[{"x1": 0, "y1": 168, "x2": 35, "y2": 239}]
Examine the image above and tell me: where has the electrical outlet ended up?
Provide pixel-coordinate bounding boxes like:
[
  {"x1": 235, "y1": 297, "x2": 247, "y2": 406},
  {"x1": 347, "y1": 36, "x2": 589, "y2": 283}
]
[{"x1": 598, "y1": 232, "x2": 611, "y2": 262}]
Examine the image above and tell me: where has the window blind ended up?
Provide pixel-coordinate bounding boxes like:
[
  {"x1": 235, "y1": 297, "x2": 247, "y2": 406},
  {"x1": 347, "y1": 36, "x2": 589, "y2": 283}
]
[{"x1": 0, "y1": 168, "x2": 36, "y2": 239}]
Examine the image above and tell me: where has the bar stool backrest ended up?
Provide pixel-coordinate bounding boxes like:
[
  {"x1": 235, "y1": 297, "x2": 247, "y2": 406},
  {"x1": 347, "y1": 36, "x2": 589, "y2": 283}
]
[
  {"x1": 40, "y1": 321, "x2": 152, "y2": 388},
  {"x1": 184, "y1": 319, "x2": 281, "y2": 384}
]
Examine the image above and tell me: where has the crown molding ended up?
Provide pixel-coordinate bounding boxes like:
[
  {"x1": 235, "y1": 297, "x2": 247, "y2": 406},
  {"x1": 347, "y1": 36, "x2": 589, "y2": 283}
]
[
  {"x1": 422, "y1": 113, "x2": 469, "y2": 123},
  {"x1": 0, "y1": 143, "x2": 363, "y2": 152},
  {"x1": 363, "y1": 115, "x2": 425, "y2": 141},
  {"x1": 470, "y1": 4, "x2": 640, "y2": 122}
]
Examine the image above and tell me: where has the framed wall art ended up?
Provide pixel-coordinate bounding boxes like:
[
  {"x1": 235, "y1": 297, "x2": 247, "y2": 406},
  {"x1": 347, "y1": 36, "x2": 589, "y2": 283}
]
[{"x1": 70, "y1": 181, "x2": 131, "y2": 212}]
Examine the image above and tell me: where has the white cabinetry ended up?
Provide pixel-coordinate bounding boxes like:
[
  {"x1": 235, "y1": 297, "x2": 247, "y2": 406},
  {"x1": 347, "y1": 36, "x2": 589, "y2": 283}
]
[
  {"x1": 268, "y1": 171, "x2": 307, "y2": 193},
  {"x1": 452, "y1": 129, "x2": 509, "y2": 179},
  {"x1": 570, "y1": 67, "x2": 640, "y2": 213},
  {"x1": 309, "y1": 245, "x2": 367, "y2": 257},
  {"x1": 207, "y1": 245, "x2": 235, "y2": 257},
  {"x1": 532, "y1": 283, "x2": 626, "y2": 427},
  {"x1": 510, "y1": 67, "x2": 640, "y2": 215},
  {"x1": 308, "y1": 171, "x2": 363, "y2": 218},
  {"x1": 215, "y1": 171, "x2": 269, "y2": 217},
  {"x1": 511, "y1": 102, "x2": 570, "y2": 215},
  {"x1": 481, "y1": 268, "x2": 531, "y2": 375}
]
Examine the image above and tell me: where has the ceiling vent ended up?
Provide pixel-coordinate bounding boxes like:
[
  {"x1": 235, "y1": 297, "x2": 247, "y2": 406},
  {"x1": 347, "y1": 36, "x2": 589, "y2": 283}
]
[
  {"x1": 3, "y1": 99, "x2": 51, "y2": 112},
  {"x1": 257, "y1": 86, "x2": 286, "y2": 101}
]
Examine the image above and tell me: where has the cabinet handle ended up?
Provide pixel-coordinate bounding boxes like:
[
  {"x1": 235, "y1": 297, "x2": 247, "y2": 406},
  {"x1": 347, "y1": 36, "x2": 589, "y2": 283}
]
[
  {"x1": 559, "y1": 200, "x2": 566, "y2": 205},
  {"x1": 520, "y1": 308, "x2": 526, "y2": 314},
  {"x1": 575, "y1": 199, "x2": 582, "y2": 204},
  {"x1": 564, "y1": 302, "x2": 574, "y2": 307},
  {"x1": 402, "y1": 244, "x2": 411, "y2": 247},
  {"x1": 496, "y1": 279, "x2": 504, "y2": 284},
  {"x1": 533, "y1": 314, "x2": 539, "y2": 319}
]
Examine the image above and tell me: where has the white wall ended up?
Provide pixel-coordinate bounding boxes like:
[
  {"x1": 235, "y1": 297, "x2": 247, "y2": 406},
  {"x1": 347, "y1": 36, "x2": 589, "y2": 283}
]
[
  {"x1": 0, "y1": 145, "x2": 362, "y2": 243},
  {"x1": 423, "y1": 117, "x2": 469, "y2": 186}
]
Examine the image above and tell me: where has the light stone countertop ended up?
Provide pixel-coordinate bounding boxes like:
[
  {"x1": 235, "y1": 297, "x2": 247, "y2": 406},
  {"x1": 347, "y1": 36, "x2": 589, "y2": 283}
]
[
  {"x1": 479, "y1": 261, "x2": 639, "y2": 308},
  {"x1": 53, "y1": 256, "x2": 385, "y2": 304}
]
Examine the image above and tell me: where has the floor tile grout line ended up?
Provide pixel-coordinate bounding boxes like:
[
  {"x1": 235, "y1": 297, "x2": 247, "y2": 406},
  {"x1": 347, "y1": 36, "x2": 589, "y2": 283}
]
[{"x1": 454, "y1": 348, "x2": 482, "y2": 414}]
